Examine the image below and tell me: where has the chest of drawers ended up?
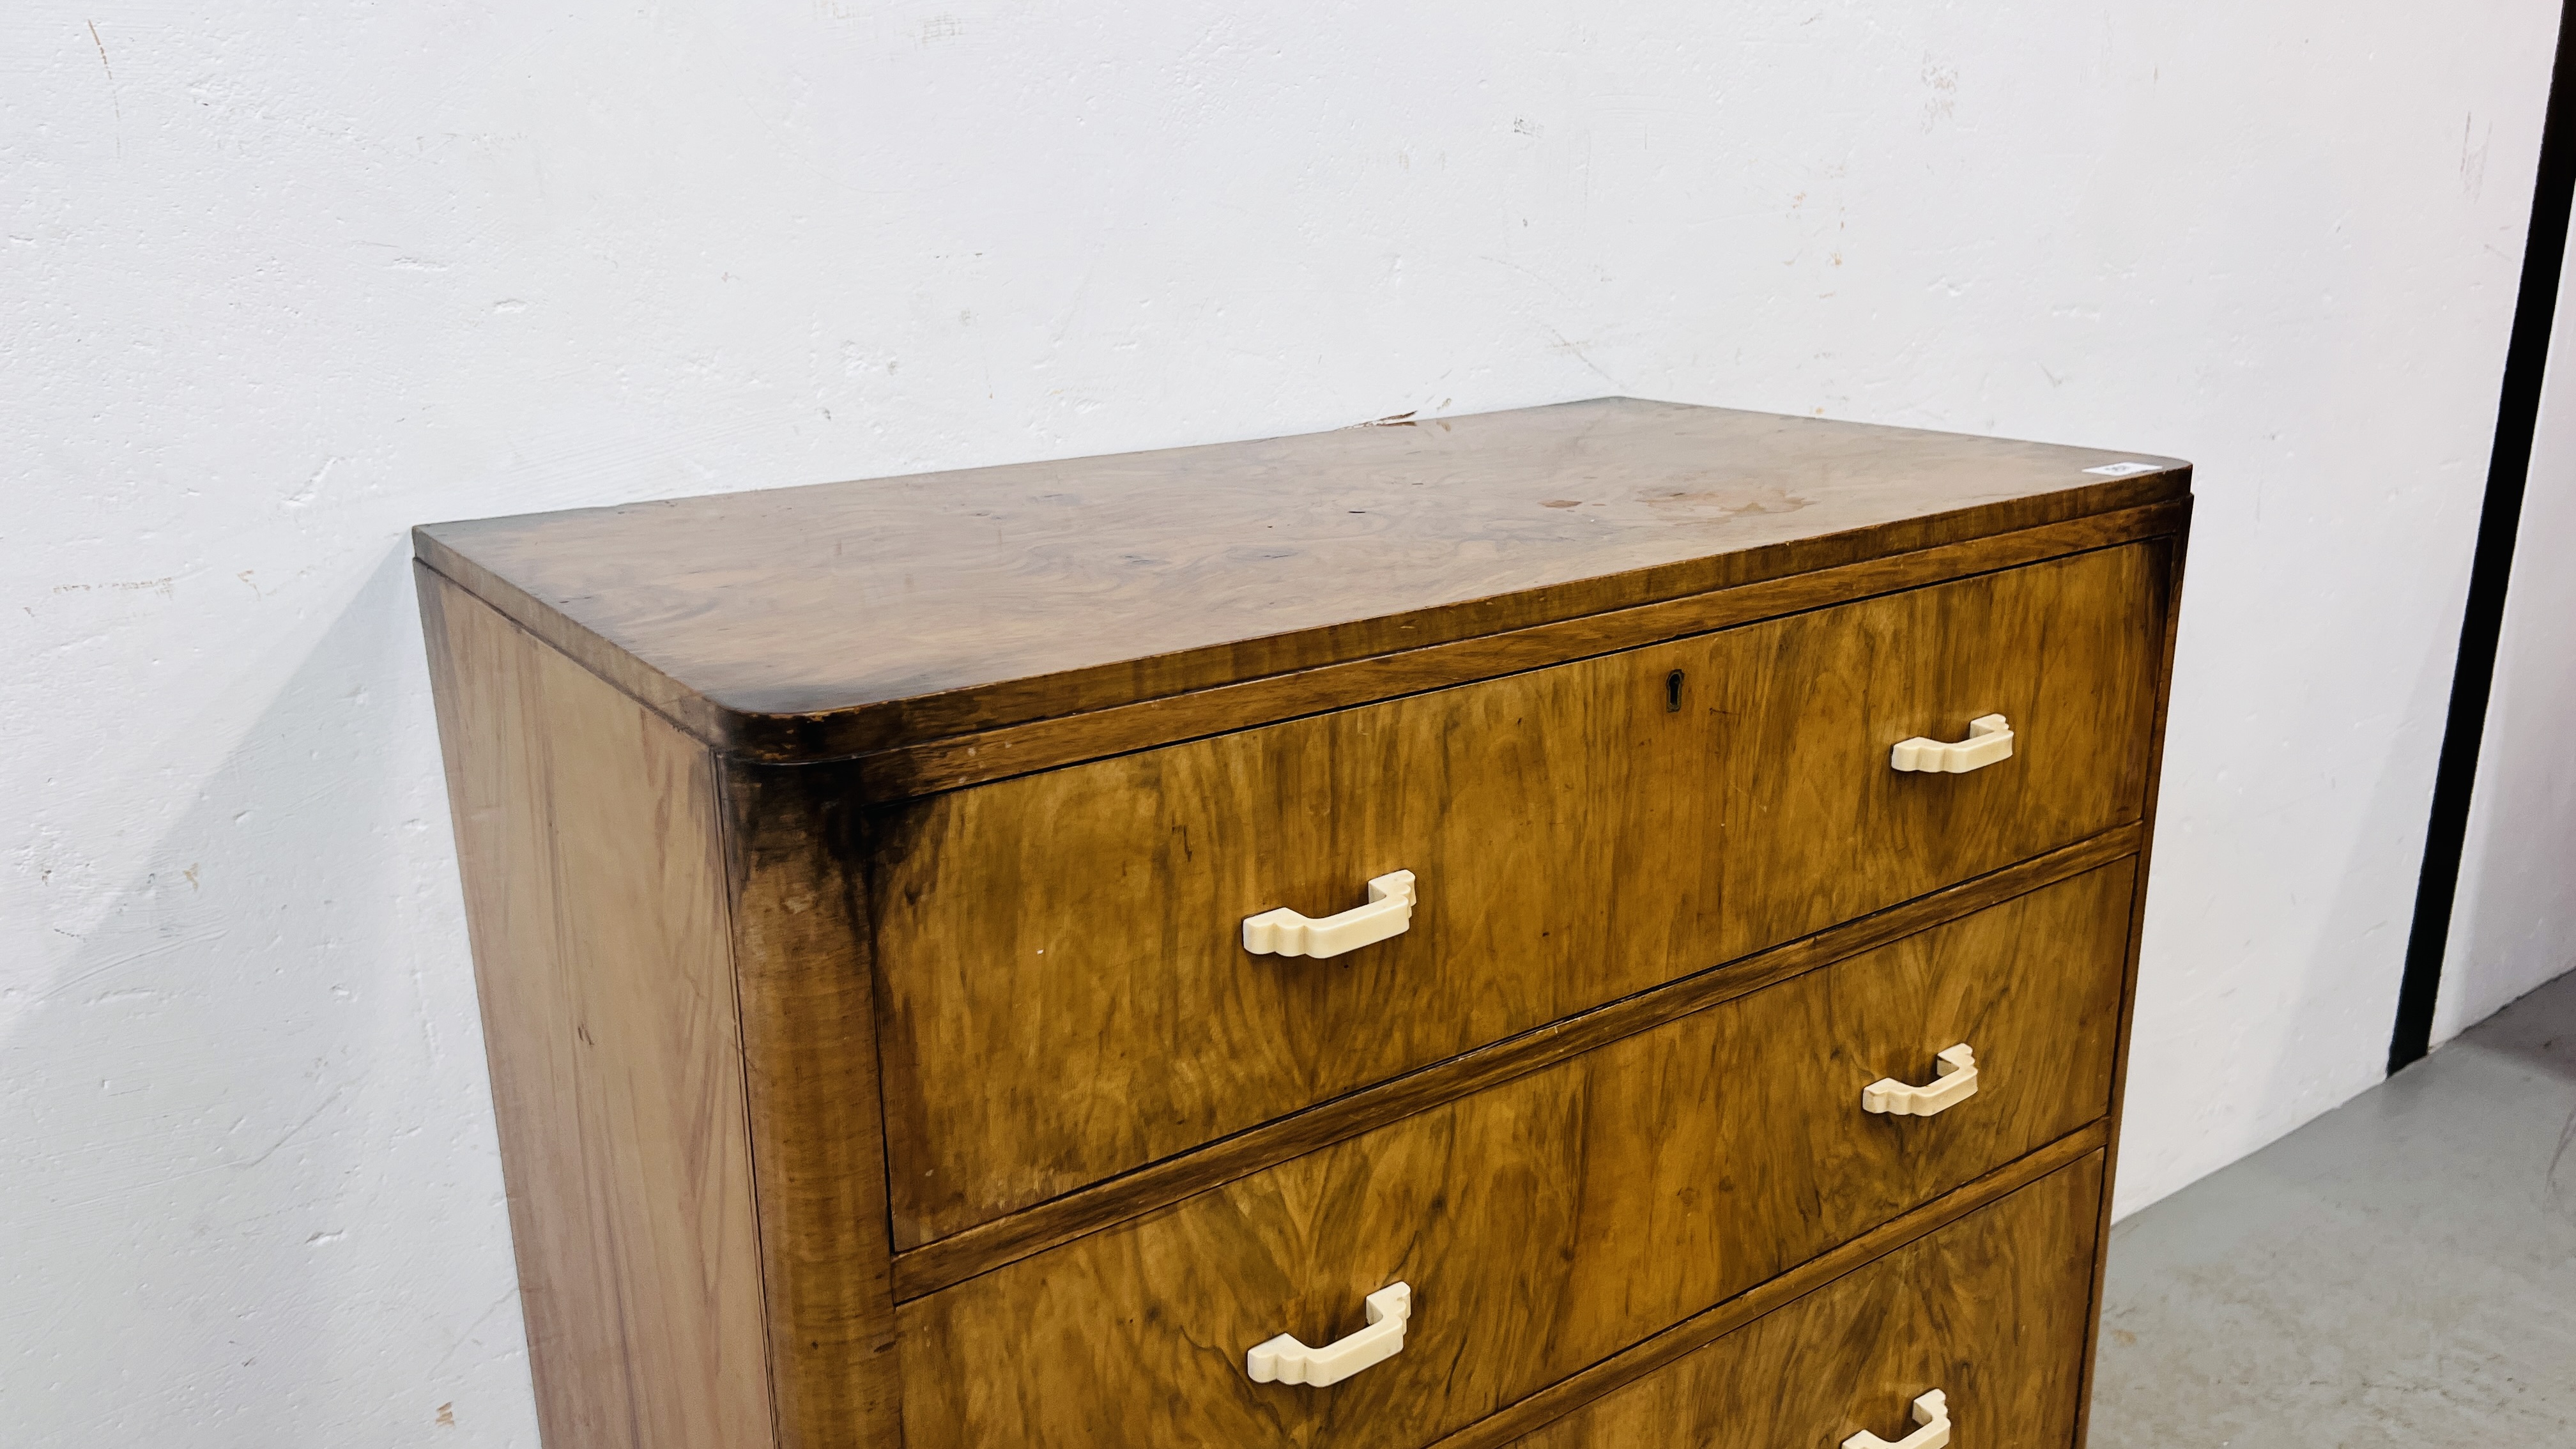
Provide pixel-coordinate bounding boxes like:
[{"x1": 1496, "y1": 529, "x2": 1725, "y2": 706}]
[{"x1": 417, "y1": 397, "x2": 2187, "y2": 1449}]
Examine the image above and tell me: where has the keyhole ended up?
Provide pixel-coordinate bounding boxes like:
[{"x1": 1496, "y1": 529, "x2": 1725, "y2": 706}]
[{"x1": 1666, "y1": 670, "x2": 1685, "y2": 712}]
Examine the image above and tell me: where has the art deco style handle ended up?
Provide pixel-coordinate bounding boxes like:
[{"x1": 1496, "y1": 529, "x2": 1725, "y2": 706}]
[
  {"x1": 1890, "y1": 714, "x2": 2014, "y2": 774},
  {"x1": 1242, "y1": 871, "x2": 1418, "y2": 958},
  {"x1": 1862, "y1": 1045, "x2": 1979, "y2": 1117},
  {"x1": 1245, "y1": 1282, "x2": 1413, "y2": 1387},
  {"x1": 1843, "y1": 1390, "x2": 1952, "y2": 1449}
]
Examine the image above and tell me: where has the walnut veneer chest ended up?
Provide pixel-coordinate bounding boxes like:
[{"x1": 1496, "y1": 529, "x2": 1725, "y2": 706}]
[{"x1": 416, "y1": 397, "x2": 2189, "y2": 1449}]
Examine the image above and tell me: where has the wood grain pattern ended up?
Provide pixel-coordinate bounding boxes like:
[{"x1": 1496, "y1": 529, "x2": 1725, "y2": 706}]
[
  {"x1": 1428, "y1": 1136, "x2": 2104, "y2": 1449},
  {"x1": 894, "y1": 864, "x2": 2134, "y2": 1448},
  {"x1": 1499, "y1": 1152, "x2": 2104, "y2": 1449},
  {"x1": 2073, "y1": 499, "x2": 2193, "y2": 1449},
  {"x1": 854, "y1": 500, "x2": 2184, "y2": 801},
  {"x1": 891, "y1": 827, "x2": 2141, "y2": 1302},
  {"x1": 1712, "y1": 537, "x2": 2169, "y2": 957},
  {"x1": 416, "y1": 565, "x2": 776, "y2": 1449},
  {"x1": 718, "y1": 765, "x2": 903, "y2": 1449},
  {"x1": 414, "y1": 397, "x2": 2188, "y2": 762},
  {"x1": 873, "y1": 543, "x2": 2166, "y2": 1246},
  {"x1": 415, "y1": 405, "x2": 2192, "y2": 1449}
]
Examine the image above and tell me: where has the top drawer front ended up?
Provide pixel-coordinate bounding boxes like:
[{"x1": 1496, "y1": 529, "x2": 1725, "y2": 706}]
[
  {"x1": 871, "y1": 542, "x2": 2166, "y2": 1246},
  {"x1": 1712, "y1": 539, "x2": 2165, "y2": 955}
]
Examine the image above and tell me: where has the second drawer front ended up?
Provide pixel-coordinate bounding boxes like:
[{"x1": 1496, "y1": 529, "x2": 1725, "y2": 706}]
[
  {"x1": 874, "y1": 542, "x2": 2168, "y2": 1245},
  {"x1": 895, "y1": 862, "x2": 2133, "y2": 1449},
  {"x1": 1511, "y1": 1149, "x2": 2105, "y2": 1449}
]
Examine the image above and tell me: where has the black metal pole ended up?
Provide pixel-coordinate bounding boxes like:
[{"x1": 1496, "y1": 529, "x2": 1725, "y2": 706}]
[{"x1": 2389, "y1": 1, "x2": 2576, "y2": 1073}]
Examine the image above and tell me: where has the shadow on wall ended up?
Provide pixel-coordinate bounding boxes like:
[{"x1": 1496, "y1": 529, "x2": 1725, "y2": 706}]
[
  {"x1": 2248, "y1": 623, "x2": 2463, "y2": 1144},
  {"x1": 0, "y1": 546, "x2": 538, "y2": 1448},
  {"x1": 2436, "y1": 519, "x2": 2576, "y2": 1041},
  {"x1": 2120, "y1": 606, "x2": 2463, "y2": 1220}
]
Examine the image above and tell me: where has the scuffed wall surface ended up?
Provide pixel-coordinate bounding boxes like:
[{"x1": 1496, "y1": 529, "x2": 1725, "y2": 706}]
[
  {"x1": 2435, "y1": 201, "x2": 2576, "y2": 1045},
  {"x1": 0, "y1": 3, "x2": 2557, "y2": 1443}
]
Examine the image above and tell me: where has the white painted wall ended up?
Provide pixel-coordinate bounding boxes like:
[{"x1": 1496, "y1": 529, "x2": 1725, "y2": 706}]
[
  {"x1": 2434, "y1": 199, "x2": 2576, "y2": 1046},
  {"x1": 2, "y1": 3, "x2": 2558, "y2": 1443}
]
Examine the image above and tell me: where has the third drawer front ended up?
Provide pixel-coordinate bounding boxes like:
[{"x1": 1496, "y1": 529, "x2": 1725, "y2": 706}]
[
  {"x1": 873, "y1": 540, "x2": 2169, "y2": 1246},
  {"x1": 894, "y1": 861, "x2": 2134, "y2": 1449},
  {"x1": 1510, "y1": 1149, "x2": 2106, "y2": 1449}
]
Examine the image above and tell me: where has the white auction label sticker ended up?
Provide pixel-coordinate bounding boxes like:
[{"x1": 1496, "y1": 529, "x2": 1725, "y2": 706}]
[{"x1": 2082, "y1": 461, "x2": 2163, "y2": 477}]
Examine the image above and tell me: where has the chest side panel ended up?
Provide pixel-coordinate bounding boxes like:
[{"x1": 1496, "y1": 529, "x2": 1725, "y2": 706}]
[{"x1": 417, "y1": 566, "x2": 776, "y2": 1449}]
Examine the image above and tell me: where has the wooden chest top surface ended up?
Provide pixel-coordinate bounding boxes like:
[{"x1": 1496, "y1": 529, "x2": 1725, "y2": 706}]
[{"x1": 415, "y1": 397, "x2": 2186, "y2": 761}]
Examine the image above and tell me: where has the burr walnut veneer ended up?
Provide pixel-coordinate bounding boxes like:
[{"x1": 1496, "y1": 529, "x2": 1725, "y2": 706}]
[{"x1": 415, "y1": 397, "x2": 2189, "y2": 1449}]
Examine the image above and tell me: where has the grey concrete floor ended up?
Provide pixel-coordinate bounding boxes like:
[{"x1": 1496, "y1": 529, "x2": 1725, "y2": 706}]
[{"x1": 2090, "y1": 969, "x2": 2576, "y2": 1446}]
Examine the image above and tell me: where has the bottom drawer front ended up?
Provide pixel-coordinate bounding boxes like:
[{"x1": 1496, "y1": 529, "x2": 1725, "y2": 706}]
[
  {"x1": 896, "y1": 862, "x2": 2129, "y2": 1449},
  {"x1": 1514, "y1": 1152, "x2": 2105, "y2": 1449}
]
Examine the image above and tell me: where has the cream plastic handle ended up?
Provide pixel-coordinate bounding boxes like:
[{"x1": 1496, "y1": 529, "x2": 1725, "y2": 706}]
[
  {"x1": 1245, "y1": 1282, "x2": 1412, "y2": 1387},
  {"x1": 1890, "y1": 714, "x2": 2013, "y2": 773},
  {"x1": 1844, "y1": 1390, "x2": 1951, "y2": 1449},
  {"x1": 1862, "y1": 1045, "x2": 1979, "y2": 1117},
  {"x1": 1242, "y1": 871, "x2": 1417, "y2": 959}
]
